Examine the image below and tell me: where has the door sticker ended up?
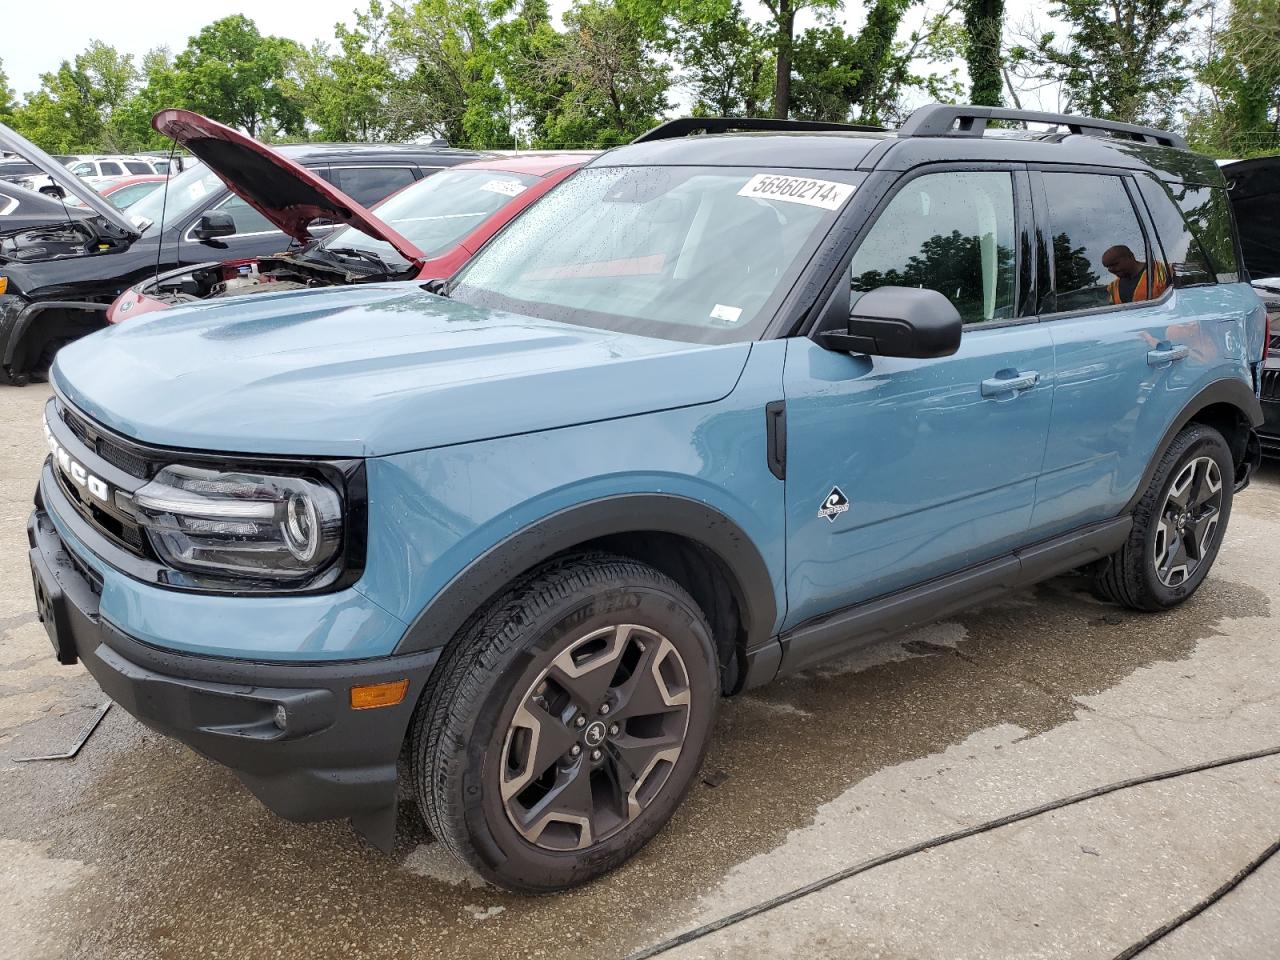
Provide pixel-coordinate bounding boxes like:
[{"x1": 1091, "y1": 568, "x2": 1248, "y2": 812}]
[{"x1": 818, "y1": 486, "x2": 850, "y2": 522}]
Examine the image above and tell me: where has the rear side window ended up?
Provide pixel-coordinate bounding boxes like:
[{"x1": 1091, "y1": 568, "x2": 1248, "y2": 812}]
[
  {"x1": 328, "y1": 166, "x2": 417, "y2": 206},
  {"x1": 98, "y1": 161, "x2": 123, "y2": 176},
  {"x1": 124, "y1": 161, "x2": 151, "y2": 175},
  {"x1": 1168, "y1": 183, "x2": 1239, "y2": 281},
  {"x1": 1135, "y1": 176, "x2": 1215, "y2": 287},
  {"x1": 1042, "y1": 172, "x2": 1160, "y2": 311},
  {"x1": 849, "y1": 170, "x2": 1017, "y2": 325}
]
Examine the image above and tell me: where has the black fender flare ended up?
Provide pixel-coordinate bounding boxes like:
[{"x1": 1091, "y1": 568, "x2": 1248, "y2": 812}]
[
  {"x1": 393, "y1": 493, "x2": 779, "y2": 659},
  {"x1": 2, "y1": 299, "x2": 107, "y2": 367},
  {"x1": 1122, "y1": 377, "x2": 1263, "y2": 514}
]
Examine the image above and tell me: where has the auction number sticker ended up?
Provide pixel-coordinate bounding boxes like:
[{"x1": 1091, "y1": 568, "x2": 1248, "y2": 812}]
[
  {"x1": 480, "y1": 178, "x2": 526, "y2": 197},
  {"x1": 738, "y1": 174, "x2": 855, "y2": 210}
]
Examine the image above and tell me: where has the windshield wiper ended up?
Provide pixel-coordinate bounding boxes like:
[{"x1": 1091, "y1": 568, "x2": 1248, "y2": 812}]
[{"x1": 325, "y1": 246, "x2": 399, "y2": 273}]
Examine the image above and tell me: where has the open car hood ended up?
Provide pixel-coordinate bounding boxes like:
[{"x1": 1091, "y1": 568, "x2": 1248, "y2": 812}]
[
  {"x1": 153, "y1": 109, "x2": 425, "y2": 266},
  {"x1": 1222, "y1": 157, "x2": 1280, "y2": 281},
  {"x1": 0, "y1": 121, "x2": 140, "y2": 238}
]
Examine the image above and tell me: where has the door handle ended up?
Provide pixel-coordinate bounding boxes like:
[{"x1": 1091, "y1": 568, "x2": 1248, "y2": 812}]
[
  {"x1": 1147, "y1": 343, "x2": 1190, "y2": 366},
  {"x1": 980, "y1": 370, "x2": 1040, "y2": 398}
]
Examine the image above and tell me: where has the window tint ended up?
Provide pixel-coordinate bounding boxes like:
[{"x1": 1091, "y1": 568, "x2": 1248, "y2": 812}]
[
  {"x1": 848, "y1": 171, "x2": 1016, "y2": 325},
  {"x1": 1169, "y1": 183, "x2": 1239, "y2": 280},
  {"x1": 1135, "y1": 175, "x2": 1215, "y2": 288},
  {"x1": 328, "y1": 166, "x2": 417, "y2": 206},
  {"x1": 210, "y1": 194, "x2": 275, "y2": 235},
  {"x1": 1043, "y1": 173, "x2": 1158, "y2": 311},
  {"x1": 124, "y1": 161, "x2": 151, "y2": 175},
  {"x1": 98, "y1": 161, "x2": 123, "y2": 176}
]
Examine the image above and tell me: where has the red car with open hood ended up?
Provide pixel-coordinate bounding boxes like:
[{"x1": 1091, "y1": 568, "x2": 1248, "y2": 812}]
[{"x1": 108, "y1": 110, "x2": 593, "y2": 323}]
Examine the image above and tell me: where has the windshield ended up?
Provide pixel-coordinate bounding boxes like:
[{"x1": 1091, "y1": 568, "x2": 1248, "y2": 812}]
[
  {"x1": 316, "y1": 167, "x2": 542, "y2": 266},
  {"x1": 451, "y1": 165, "x2": 860, "y2": 344},
  {"x1": 127, "y1": 165, "x2": 227, "y2": 233}
]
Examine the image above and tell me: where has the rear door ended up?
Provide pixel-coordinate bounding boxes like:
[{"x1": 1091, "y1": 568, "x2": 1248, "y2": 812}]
[
  {"x1": 782, "y1": 165, "x2": 1055, "y2": 636},
  {"x1": 1029, "y1": 169, "x2": 1248, "y2": 537}
]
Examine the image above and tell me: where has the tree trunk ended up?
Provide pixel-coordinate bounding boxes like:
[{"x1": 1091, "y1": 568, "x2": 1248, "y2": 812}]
[
  {"x1": 773, "y1": 1, "x2": 794, "y2": 119},
  {"x1": 964, "y1": 0, "x2": 1004, "y2": 107}
]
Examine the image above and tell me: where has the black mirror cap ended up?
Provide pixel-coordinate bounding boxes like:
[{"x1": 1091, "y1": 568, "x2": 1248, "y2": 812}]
[
  {"x1": 194, "y1": 211, "x2": 236, "y2": 240},
  {"x1": 822, "y1": 286, "x2": 963, "y2": 359}
]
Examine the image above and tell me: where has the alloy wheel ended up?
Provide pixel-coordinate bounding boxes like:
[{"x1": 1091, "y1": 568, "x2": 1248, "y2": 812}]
[
  {"x1": 498, "y1": 624, "x2": 692, "y2": 851},
  {"x1": 1154, "y1": 455, "x2": 1223, "y2": 588}
]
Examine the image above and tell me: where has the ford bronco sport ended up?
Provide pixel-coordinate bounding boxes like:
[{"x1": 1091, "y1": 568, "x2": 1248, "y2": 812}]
[{"x1": 28, "y1": 106, "x2": 1267, "y2": 892}]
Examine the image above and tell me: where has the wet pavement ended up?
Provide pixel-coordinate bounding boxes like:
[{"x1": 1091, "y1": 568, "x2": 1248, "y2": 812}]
[{"x1": 1, "y1": 381, "x2": 1277, "y2": 960}]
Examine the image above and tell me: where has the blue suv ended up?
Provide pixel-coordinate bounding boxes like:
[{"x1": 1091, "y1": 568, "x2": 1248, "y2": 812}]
[{"x1": 27, "y1": 106, "x2": 1267, "y2": 892}]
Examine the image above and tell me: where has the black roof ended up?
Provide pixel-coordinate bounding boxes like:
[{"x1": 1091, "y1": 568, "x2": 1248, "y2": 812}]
[{"x1": 597, "y1": 105, "x2": 1223, "y2": 186}]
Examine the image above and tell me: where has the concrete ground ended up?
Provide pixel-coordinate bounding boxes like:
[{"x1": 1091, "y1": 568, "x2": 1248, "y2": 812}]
[{"x1": 1, "y1": 380, "x2": 1277, "y2": 960}]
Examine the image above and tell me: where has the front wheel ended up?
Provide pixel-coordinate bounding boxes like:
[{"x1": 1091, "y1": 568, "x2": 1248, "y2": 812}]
[
  {"x1": 410, "y1": 553, "x2": 719, "y2": 892},
  {"x1": 1094, "y1": 423, "x2": 1234, "y2": 611}
]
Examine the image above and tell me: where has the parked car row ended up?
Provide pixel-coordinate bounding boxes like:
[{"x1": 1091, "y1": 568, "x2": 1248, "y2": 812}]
[{"x1": 13, "y1": 104, "x2": 1280, "y2": 893}]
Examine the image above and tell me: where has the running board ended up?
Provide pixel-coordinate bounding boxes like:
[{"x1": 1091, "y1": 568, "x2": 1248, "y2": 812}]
[{"x1": 775, "y1": 516, "x2": 1132, "y2": 676}]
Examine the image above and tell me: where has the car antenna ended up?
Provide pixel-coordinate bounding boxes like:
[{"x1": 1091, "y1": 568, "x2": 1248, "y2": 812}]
[{"x1": 152, "y1": 138, "x2": 178, "y2": 287}]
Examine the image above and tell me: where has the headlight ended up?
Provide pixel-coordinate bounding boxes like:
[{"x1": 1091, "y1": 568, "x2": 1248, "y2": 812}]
[{"x1": 133, "y1": 464, "x2": 344, "y2": 584}]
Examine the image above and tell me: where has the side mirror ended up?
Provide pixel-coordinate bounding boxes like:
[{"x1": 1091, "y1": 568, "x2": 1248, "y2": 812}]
[
  {"x1": 821, "y1": 286, "x2": 962, "y2": 359},
  {"x1": 193, "y1": 211, "x2": 236, "y2": 241}
]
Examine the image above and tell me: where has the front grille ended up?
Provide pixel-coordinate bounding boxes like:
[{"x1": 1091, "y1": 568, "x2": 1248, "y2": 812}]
[
  {"x1": 60, "y1": 404, "x2": 151, "y2": 479},
  {"x1": 1262, "y1": 369, "x2": 1280, "y2": 401},
  {"x1": 51, "y1": 399, "x2": 156, "y2": 561}
]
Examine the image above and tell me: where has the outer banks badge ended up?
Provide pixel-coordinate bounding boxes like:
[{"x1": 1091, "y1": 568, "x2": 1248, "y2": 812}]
[{"x1": 818, "y1": 486, "x2": 850, "y2": 523}]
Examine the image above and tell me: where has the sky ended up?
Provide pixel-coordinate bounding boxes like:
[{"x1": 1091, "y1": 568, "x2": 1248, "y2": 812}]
[{"x1": 3, "y1": 0, "x2": 1056, "y2": 114}]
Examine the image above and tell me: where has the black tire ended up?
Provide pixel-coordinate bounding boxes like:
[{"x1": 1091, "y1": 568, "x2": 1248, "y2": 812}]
[
  {"x1": 1093, "y1": 423, "x2": 1234, "y2": 611},
  {"x1": 409, "y1": 552, "x2": 718, "y2": 892}
]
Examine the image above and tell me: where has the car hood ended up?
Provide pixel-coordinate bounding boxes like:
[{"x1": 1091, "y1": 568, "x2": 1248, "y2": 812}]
[
  {"x1": 1222, "y1": 157, "x2": 1280, "y2": 280},
  {"x1": 0, "y1": 122, "x2": 139, "y2": 238},
  {"x1": 153, "y1": 109, "x2": 426, "y2": 266},
  {"x1": 51, "y1": 282, "x2": 751, "y2": 457}
]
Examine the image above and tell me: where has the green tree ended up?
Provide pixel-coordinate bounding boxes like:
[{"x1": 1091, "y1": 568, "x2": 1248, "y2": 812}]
[
  {"x1": 172, "y1": 15, "x2": 305, "y2": 138},
  {"x1": 963, "y1": 0, "x2": 1003, "y2": 105},
  {"x1": 0, "y1": 57, "x2": 16, "y2": 121},
  {"x1": 538, "y1": 0, "x2": 672, "y2": 146},
  {"x1": 792, "y1": 0, "x2": 964, "y2": 124},
  {"x1": 674, "y1": 1, "x2": 773, "y2": 116},
  {"x1": 112, "y1": 47, "x2": 182, "y2": 151},
  {"x1": 10, "y1": 42, "x2": 138, "y2": 151},
  {"x1": 1009, "y1": 0, "x2": 1196, "y2": 125},
  {"x1": 1192, "y1": 0, "x2": 1280, "y2": 156},
  {"x1": 761, "y1": 0, "x2": 840, "y2": 118},
  {"x1": 296, "y1": 2, "x2": 399, "y2": 140}
]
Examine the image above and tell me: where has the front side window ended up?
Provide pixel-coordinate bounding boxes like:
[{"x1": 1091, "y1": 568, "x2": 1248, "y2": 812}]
[
  {"x1": 71, "y1": 162, "x2": 94, "y2": 177},
  {"x1": 453, "y1": 165, "x2": 862, "y2": 344},
  {"x1": 98, "y1": 161, "x2": 123, "y2": 176},
  {"x1": 124, "y1": 161, "x2": 151, "y2": 175},
  {"x1": 1135, "y1": 175, "x2": 1215, "y2": 288},
  {"x1": 1043, "y1": 173, "x2": 1159, "y2": 311},
  {"x1": 848, "y1": 170, "x2": 1016, "y2": 325},
  {"x1": 210, "y1": 193, "x2": 275, "y2": 235}
]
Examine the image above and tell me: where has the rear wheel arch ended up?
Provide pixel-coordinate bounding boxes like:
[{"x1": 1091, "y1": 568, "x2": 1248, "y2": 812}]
[
  {"x1": 1124, "y1": 378, "x2": 1262, "y2": 513},
  {"x1": 394, "y1": 494, "x2": 778, "y2": 694}
]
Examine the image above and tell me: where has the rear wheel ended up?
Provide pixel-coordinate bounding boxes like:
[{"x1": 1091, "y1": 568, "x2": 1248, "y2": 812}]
[
  {"x1": 410, "y1": 553, "x2": 718, "y2": 892},
  {"x1": 1094, "y1": 423, "x2": 1233, "y2": 611}
]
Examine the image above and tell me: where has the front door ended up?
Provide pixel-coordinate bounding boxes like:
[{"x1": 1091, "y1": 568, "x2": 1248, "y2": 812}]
[{"x1": 782, "y1": 167, "x2": 1054, "y2": 634}]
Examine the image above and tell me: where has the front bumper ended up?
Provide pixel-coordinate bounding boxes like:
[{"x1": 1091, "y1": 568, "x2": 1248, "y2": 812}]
[
  {"x1": 28, "y1": 507, "x2": 440, "y2": 850},
  {"x1": 1261, "y1": 397, "x2": 1280, "y2": 457}
]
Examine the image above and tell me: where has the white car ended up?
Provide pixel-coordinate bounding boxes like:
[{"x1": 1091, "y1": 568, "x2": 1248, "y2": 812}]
[{"x1": 19, "y1": 155, "x2": 174, "y2": 195}]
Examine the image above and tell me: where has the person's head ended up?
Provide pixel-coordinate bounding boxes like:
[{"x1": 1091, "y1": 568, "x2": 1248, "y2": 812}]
[{"x1": 1102, "y1": 245, "x2": 1143, "y2": 279}]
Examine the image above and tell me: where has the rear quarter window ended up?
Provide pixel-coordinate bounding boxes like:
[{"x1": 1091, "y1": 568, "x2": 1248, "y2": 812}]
[
  {"x1": 1167, "y1": 182, "x2": 1239, "y2": 282},
  {"x1": 1135, "y1": 176, "x2": 1216, "y2": 288}
]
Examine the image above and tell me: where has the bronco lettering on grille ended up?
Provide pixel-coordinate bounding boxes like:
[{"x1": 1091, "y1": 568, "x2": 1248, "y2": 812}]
[{"x1": 44, "y1": 415, "x2": 111, "y2": 504}]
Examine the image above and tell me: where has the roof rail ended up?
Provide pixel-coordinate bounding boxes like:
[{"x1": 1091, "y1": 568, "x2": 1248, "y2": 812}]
[
  {"x1": 632, "y1": 116, "x2": 886, "y2": 144},
  {"x1": 897, "y1": 104, "x2": 1188, "y2": 150}
]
